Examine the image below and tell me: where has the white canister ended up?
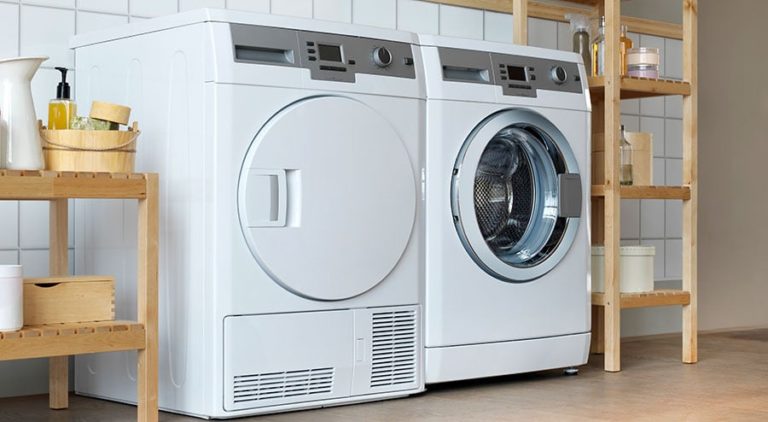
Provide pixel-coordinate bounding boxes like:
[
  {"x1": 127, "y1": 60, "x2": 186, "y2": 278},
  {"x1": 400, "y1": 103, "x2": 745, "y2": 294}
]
[
  {"x1": 0, "y1": 265, "x2": 23, "y2": 331},
  {"x1": 591, "y1": 246, "x2": 655, "y2": 293}
]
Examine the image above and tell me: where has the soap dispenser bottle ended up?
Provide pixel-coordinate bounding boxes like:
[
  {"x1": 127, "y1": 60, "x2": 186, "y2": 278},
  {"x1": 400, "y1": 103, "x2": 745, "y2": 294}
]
[{"x1": 48, "y1": 67, "x2": 76, "y2": 130}]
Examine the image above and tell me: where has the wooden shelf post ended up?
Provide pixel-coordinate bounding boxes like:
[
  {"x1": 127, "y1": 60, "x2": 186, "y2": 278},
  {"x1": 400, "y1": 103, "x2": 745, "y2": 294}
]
[
  {"x1": 682, "y1": 0, "x2": 698, "y2": 364},
  {"x1": 513, "y1": 0, "x2": 528, "y2": 45},
  {"x1": 137, "y1": 174, "x2": 159, "y2": 421},
  {"x1": 48, "y1": 198, "x2": 69, "y2": 409}
]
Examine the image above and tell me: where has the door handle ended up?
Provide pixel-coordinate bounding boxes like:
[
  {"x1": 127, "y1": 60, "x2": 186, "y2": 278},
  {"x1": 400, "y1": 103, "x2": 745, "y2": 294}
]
[
  {"x1": 243, "y1": 169, "x2": 287, "y2": 227},
  {"x1": 558, "y1": 173, "x2": 582, "y2": 218}
]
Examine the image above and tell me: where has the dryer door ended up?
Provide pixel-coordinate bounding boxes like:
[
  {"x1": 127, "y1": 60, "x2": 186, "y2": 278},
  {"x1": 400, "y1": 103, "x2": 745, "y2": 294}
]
[
  {"x1": 238, "y1": 96, "x2": 416, "y2": 301},
  {"x1": 451, "y1": 108, "x2": 582, "y2": 282}
]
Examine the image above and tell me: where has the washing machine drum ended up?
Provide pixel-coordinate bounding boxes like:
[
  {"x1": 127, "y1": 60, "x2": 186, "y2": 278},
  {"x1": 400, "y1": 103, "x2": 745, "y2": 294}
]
[
  {"x1": 238, "y1": 96, "x2": 416, "y2": 301},
  {"x1": 452, "y1": 109, "x2": 583, "y2": 282}
]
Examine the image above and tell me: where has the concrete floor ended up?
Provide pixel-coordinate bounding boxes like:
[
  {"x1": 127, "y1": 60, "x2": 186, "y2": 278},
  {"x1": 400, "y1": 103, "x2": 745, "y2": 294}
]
[{"x1": 1, "y1": 329, "x2": 767, "y2": 421}]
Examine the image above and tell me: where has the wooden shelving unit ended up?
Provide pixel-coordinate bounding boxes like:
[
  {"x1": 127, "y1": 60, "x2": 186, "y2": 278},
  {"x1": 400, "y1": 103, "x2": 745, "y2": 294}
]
[
  {"x1": 0, "y1": 170, "x2": 159, "y2": 421},
  {"x1": 587, "y1": 0, "x2": 698, "y2": 372},
  {"x1": 429, "y1": 0, "x2": 698, "y2": 372}
]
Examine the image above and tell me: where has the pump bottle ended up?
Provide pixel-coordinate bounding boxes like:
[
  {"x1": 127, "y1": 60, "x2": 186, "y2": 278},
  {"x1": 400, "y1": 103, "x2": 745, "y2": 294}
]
[{"x1": 48, "y1": 67, "x2": 76, "y2": 129}]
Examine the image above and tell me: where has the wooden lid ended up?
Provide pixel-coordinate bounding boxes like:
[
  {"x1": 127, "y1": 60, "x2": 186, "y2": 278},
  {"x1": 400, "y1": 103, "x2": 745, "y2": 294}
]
[{"x1": 90, "y1": 101, "x2": 131, "y2": 125}]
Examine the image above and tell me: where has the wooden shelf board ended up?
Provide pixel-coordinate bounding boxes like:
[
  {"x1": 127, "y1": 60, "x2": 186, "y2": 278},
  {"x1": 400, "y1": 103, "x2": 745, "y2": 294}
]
[
  {"x1": 589, "y1": 76, "x2": 691, "y2": 99},
  {"x1": 592, "y1": 185, "x2": 691, "y2": 200},
  {"x1": 592, "y1": 290, "x2": 691, "y2": 309},
  {"x1": 0, "y1": 320, "x2": 145, "y2": 361},
  {"x1": 0, "y1": 170, "x2": 148, "y2": 200}
]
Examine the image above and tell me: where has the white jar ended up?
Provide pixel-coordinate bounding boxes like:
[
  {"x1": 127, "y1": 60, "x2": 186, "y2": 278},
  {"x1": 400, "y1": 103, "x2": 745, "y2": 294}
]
[
  {"x1": 0, "y1": 265, "x2": 23, "y2": 331},
  {"x1": 591, "y1": 246, "x2": 655, "y2": 293}
]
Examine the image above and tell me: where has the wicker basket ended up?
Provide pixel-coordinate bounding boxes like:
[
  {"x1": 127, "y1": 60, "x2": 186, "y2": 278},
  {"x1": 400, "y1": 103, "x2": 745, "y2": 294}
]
[{"x1": 40, "y1": 121, "x2": 140, "y2": 173}]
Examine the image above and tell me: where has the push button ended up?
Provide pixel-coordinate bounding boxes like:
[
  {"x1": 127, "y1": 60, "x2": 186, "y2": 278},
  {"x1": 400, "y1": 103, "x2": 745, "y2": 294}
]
[
  {"x1": 308, "y1": 48, "x2": 316, "y2": 54},
  {"x1": 403, "y1": 57, "x2": 414, "y2": 66},
  {"x1": 308, "y1": 56, "x2": 317, "y2": 61}
]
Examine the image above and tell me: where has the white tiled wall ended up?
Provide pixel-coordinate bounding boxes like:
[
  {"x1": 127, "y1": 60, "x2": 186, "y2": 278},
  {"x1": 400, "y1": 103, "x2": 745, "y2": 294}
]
[{"x1": 0, "y1": 0, "x2": 684, "y2": 396}]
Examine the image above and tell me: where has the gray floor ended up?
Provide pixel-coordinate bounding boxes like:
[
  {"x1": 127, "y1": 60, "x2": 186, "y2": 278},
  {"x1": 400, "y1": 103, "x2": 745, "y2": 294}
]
[{"x1": 2, "y1": 329, "x2": 768, "y2": 421}]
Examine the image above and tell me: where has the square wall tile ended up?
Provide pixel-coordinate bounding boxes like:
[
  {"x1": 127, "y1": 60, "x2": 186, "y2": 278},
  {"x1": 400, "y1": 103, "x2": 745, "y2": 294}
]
[
  {"x1": 130, "y1": 0, "x2": 177, "y2": 17},
  {"x1": 527, "y1": 17, "x2": 556, "y2": 49},
  {"x1": 665, "y1": 239, "x2": 682, "y2": 279},
  {"x1": 556, "y1": 21, "x2": 570, "y2": 52},
  {"x1": 0, "y1": 3, "x2": 20, "y2": 59},
  {"x1": 641, "y1": 238, "x2": 665, "y2": 280},
  {"x1": 640, "y1": 117, "x2": 665, "y2": 158},
  {"x1": 652, "y1": 158, "x2": 665, "y2": 186},
  {"x1": 20, "y1": 249, "x2": 49, "y2": 278},
  {"x1": 0, "y1": 250, "x2": 18, "y2": 265},
  {"x1": 20, "y1": 5, "x2": 75, "y2": 69},
  {"x1": 314, "y1": 0, "x2": 352, "y2": 23},
  {"x1": 665, "y1": 38, "x2": 682, "y2": 80},
  {"x1": 271, "y1": 0, "x2": 311, "y2": 18},
  {"x1": 665, "y1": 95, "x2": 683, "y2": 119},
  {"x1": 665, "y1": 118, "x2": 683, "y2": 158},
  {"x1": 22, "y1": 0, "x2": 75, "y2": 8},
  {"x1": 640, "y1": 97, "x2": 665, "y2": 117},
  {"x1": 439, "y1": 5, "x2": 483, "y2": 40},
  {"x1": 622, "y1": 99, "x2": 640, "y2": 115},
  {"x1": 484, "y1": 11, "x2": 513, "y2": 43},
  {"x1": 621, "y1": 114, "x2": 640, "y2": 132},
  {"x1": 180, "y1": 0, "x2": 225, "y2": 11},
  {"x1": 621, "y1": 239, "x2": 640, "y2": 246},
  {"x1": 0, "y1": 202, "x2": 18, "y2": 250},
  {"x1": 19, "y1": 201, "x2": 49, "y2": 249},
  {"x1": 78, "y1": 0, "x2": 128, "y2": 14},
  {"x1": 397, "y1": 0, "x2": 437, "y2": 34},
  {"x1": 665, "y1": 200, "x2": 682, "y2": 238},
  {"x1": 353, "y1": 0, "x2": 396, "y2": 29},
  {"x1": 77, "y1": 11, "x2": 128, "y2": 35},
  {"x1": 665, "y1": 158, "x2": 682, "y2": 186},
  {"x1": 640, "y1": 199, "x2": 664, "y2": 239},
  {"x1": 226, "y1": 0, "x2": 269, "y2": 12},
  {"x1": 621, "y1": 199, "x2": 640, "y2": 239}
]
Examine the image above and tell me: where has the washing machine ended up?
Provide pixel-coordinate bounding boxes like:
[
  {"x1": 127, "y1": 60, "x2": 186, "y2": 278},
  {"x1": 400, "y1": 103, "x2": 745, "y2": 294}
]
[
  {"x1": 418, "y1": 35, "x2": 591, "y2": 383},
  {"x1": 71, "y1": 9, "x2": 424, "y2": 418}
]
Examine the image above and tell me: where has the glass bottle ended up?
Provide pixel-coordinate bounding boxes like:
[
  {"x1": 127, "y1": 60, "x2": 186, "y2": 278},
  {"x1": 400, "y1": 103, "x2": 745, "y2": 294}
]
[
  {"x1": 567, "y1": 14, "x2": 592, "y2": 76},
  {"x1": 591, "y1": 16, "x2": 606, "y2": 77},
  {"x1": 620, "y1": 125, "x2": 633, "y2": 185},
  {"x1": 619, "y1": 24, "x2": 633, "y2": 76}
]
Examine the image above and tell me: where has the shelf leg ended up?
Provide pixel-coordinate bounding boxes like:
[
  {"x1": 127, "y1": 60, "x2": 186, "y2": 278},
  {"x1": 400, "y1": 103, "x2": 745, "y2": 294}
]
[
  {"x1": 591, "y1": 305, "x2": 605, "y2": 354},
  {"x1": 49, "y1": 199, "x2": 70, "y2": 409},
  {"x1": 513, "y1": 0, "x2": 528, "y2": 45},
  {"x1": 682, "y1": 0, "x2": 698, "y2": 364},
  {"x1": 137, "y1": 174, "x2": 159, "y2": 422}
]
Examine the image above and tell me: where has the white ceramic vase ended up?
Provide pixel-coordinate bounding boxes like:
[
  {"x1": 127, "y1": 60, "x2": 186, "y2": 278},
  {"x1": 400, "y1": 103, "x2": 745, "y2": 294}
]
[{"x1": 0, "y1": 56, "x2": 48, "y2": 170}]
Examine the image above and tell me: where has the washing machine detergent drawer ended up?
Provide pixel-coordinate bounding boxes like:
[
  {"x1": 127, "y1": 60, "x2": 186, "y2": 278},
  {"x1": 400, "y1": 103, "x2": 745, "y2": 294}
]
[{"x1": 223, "y1": 306, "x2": 420, "y2": 412}]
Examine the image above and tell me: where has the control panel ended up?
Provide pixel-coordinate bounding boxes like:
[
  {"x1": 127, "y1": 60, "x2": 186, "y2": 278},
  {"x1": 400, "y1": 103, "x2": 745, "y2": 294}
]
[
  {"x1": 438, "y1": 47, "x2": 583, "y2": 97},
  {"x1": 231, "y1": 24, "x2": 416, "y2": 82}
]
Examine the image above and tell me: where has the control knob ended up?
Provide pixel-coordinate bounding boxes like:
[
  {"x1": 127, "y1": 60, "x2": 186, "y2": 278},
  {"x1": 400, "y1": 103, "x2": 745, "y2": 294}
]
[
  {"x1": 372, "y1": 47, "x2": 393, "y2": 68},
  {"x1": 550, "y1": 66, "x2": 568, "y2": 84}
]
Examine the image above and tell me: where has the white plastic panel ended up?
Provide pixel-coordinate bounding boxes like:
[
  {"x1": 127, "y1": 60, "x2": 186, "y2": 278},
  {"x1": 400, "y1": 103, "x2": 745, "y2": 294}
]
[
  {"x1": 239, "y1": 96, "x2": 416, "y2": 301},
  {"x1": 224, "y1": 311, "x2": 354, "y2": 411}
]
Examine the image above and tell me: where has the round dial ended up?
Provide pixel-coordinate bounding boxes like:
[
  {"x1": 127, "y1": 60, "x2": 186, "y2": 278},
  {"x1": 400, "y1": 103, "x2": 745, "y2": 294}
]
[
  {"x1": 372, "y1": 47, "x2": 393, "y2": 68},
  {"x1": 550, "y1": 66, "x2": 568, "y2": 84}
]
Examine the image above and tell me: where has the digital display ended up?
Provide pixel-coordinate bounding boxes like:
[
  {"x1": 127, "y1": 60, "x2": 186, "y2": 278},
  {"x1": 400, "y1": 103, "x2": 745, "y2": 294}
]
[
  {"x1": 318, "y1": 44, "x2": 343, "y2": 62},
  {"x1": 506, "y1": 65, "x2": 528, "y2": 82}
]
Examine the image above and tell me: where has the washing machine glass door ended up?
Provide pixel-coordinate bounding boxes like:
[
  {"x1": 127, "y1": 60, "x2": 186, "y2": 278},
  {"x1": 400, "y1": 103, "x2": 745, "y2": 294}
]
[
  {"x1": 238, "y1": 96, "x2": 416, "y2": 301},
  {"x1": 452, "y1": 108, "x2": 582, "y2": 282}
]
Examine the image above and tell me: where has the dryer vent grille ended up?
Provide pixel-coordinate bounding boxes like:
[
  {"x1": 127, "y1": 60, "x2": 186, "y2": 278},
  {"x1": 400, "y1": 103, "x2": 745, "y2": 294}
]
[
  {"x1": 232, "y1": 367, "x2": 334, "y2": 403},
  {"x1": 370, "y1": 310, "x2": 417, "y2": 388}
]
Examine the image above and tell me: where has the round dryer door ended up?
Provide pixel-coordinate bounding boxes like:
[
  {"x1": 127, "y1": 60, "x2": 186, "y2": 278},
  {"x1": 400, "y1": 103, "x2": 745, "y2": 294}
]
[
  {"x1": 452, "y1": 108, "x2": 582, "y2": 282},
  {"x1": 238, "y1": 96, "x2": 416, "y2": 301}
]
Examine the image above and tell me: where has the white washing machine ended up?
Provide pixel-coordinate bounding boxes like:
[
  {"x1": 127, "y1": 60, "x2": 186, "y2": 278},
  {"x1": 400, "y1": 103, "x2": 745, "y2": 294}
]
[
  {"x1": 71, "y1": 9, "x2": 424, "y2": 418},
  {"x1": 418, "y1": 35, "x2": 591, "y2": 383}
]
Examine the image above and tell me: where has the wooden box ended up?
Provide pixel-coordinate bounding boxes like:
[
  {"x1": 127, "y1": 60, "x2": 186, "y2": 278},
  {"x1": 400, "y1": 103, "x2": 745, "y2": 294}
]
[
  {"x1": 592, "y1": 131, "x2": 653, "y2": 185},
  {"x1": 23, "y1": 276, "x2": 115, "y2": 325}
]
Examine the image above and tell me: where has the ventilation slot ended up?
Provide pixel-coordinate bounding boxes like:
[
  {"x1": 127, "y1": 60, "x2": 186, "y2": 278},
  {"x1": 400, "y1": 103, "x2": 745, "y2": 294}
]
[
  {"x1": 370, "y1": 310, "x2": 417, "y2": 388},
  {"x1": 232, "y1": 367, "x2": 334, "y2": 403}
]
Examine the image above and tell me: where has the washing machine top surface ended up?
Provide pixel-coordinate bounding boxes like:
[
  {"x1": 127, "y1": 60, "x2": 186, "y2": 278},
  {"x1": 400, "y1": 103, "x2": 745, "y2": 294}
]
[
  {"x1": 418, "y1": 34, "x2": 590, "y2": 110},
  {"x1": 71, "y1": 8, "x2": 418, "y2": 48}
]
